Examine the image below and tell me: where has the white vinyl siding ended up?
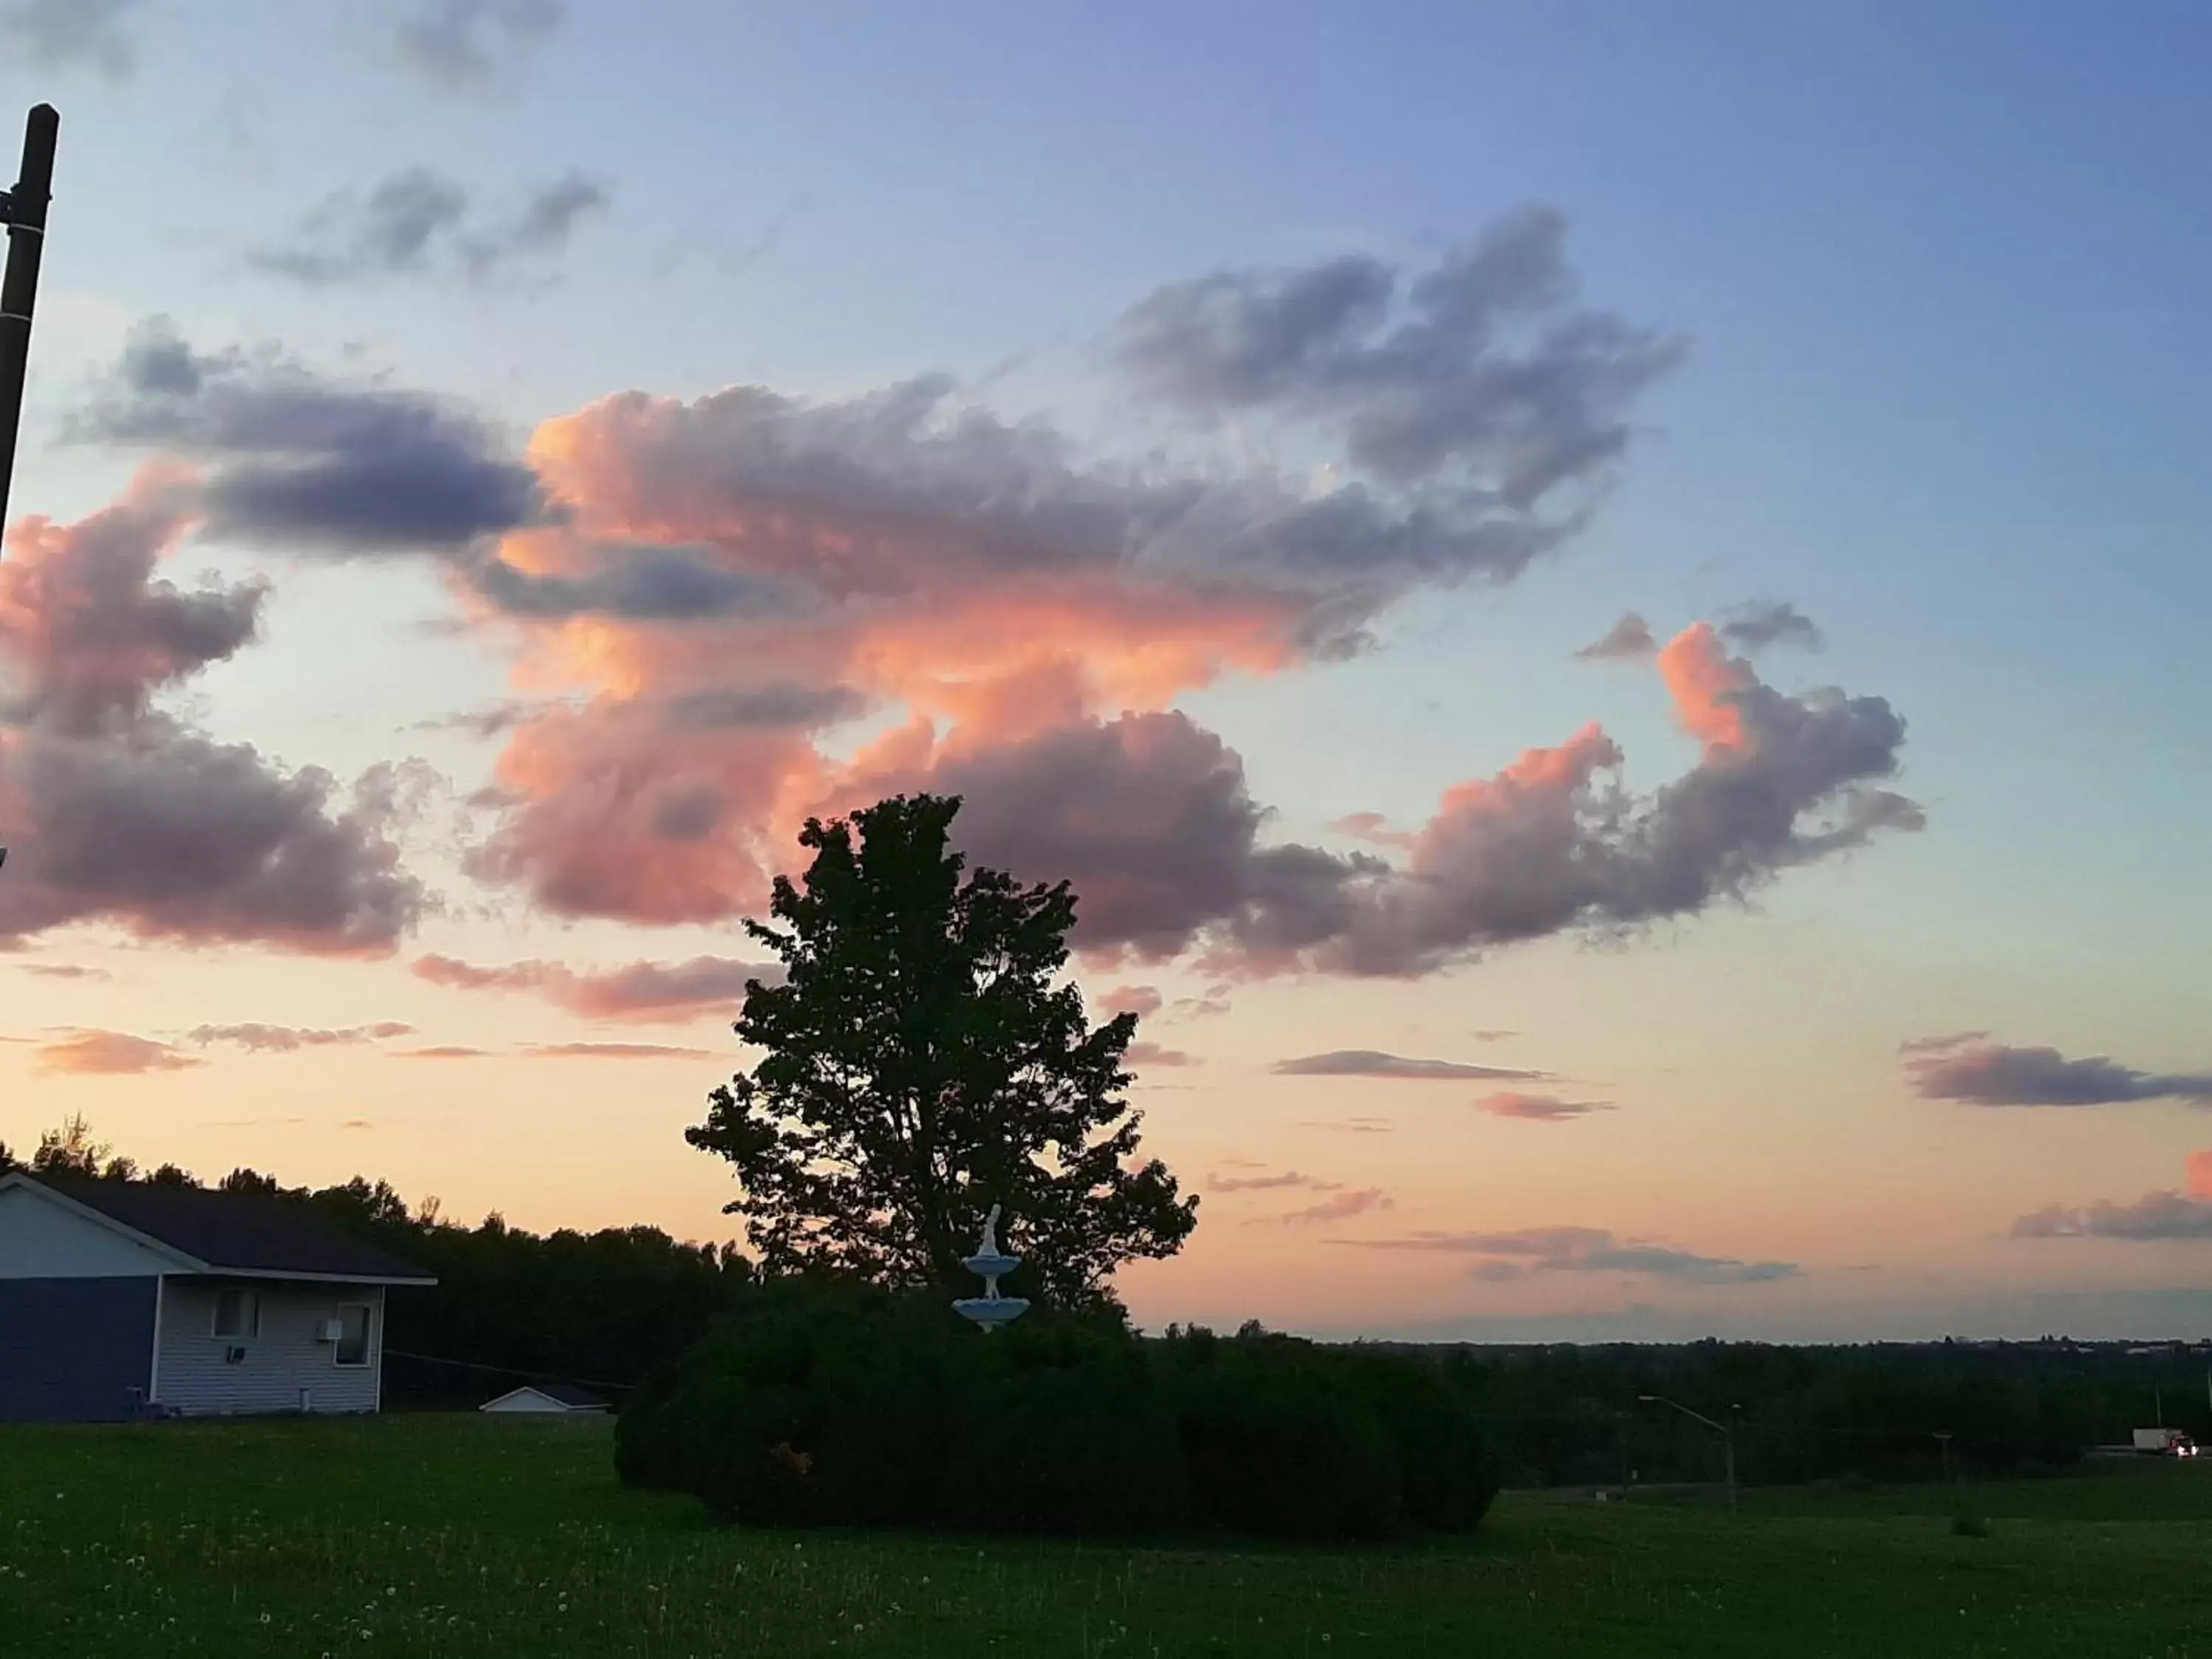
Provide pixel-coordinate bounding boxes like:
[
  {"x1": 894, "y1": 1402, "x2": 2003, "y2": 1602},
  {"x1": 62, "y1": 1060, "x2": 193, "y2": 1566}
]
[
  {"x1": 153, "y1": 1281, "x2": 385, "y2": 1416},
  {"x1": 0, "y1": 1186, "x2": 184, "y2": 1279}
]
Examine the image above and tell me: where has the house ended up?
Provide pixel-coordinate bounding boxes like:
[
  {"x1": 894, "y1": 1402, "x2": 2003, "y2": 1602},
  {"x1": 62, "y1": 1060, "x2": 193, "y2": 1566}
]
[
  {"x1": 0, "y1": 1172, "x2": 435, "y2": 1422},
  {"x1": 479, "y1": 1382, "x2": 611, "y2": 1415}
]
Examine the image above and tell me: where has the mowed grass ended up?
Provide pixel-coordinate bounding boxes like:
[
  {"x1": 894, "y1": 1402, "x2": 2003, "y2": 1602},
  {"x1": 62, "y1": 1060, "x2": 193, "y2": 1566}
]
[{"x1": 2, "y1": 1416, "x2": 2210, "y2": 1658}]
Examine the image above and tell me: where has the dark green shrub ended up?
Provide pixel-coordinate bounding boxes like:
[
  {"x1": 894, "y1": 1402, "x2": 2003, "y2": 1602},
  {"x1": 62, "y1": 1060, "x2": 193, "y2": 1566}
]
[
  {"x1": 940, "y1": 1331, "x2": 1190, "y2": 1537},
  {"x1": 618, "y1": 1284, "x2": 1500, "y2": 1543},
  {"x1": 1337, "y1": 1349, "x2": 1500, "y2": 1531},
  {"x1": 1164, "y1": 1329, "x2": 1404, "y2": 1541}
]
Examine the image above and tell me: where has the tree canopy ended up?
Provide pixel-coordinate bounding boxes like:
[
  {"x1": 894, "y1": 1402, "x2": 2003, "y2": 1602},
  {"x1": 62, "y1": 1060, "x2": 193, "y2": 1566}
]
[{"x1": 687, "y1": 793, "x2": 1197, "y2": 1310}]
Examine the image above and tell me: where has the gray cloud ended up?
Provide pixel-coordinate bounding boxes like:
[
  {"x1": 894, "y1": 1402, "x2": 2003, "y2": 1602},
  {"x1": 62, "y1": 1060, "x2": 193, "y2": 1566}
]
[
  {"x1": 389, "y1": 0, "x2": 562, "y2": 94},
  {"x1": 1906, "y1": 1037, "x2": 2212, "y2": 1107},
  {"x1": 0, "y1": 0, "x2": 145, "y2": 77},
  {"x1": 1722, "y1": 600, "x2": 1823, "y2": 653},
  {"x1": 16, "y1": 963, "x2": 111, "y2": 981},
  {"x1": 186, "y1": 1022, "x2": 413, "y2": 1053},
  {"x1": 468, "y1": 173, "x2": 608, "y2": 274},
  {"x1": 1573, "y1": 611, "x2": 1655, "y2": 661},
  {"x1": 554, "y1": 372, "x2": 1621, "y2": 637},
  {"x1": 661, "y1": 684, "x2": 868, "y2": 731},
  {"x1": 1274, "y1": 1048, "x2": 1548, "y2": 1081},
  {"x1": 1340, "y1": 1225, "x2": 1800, "y2": 1284},
  {"x1": 74, "y1": 319, "x2": 543, "y2": 557},
  {"x1": 253, "y1": 168, "x2": 608, "y2": 288},
  {"x1": 0, "y1": 484, "x2": 429, "y2": 956},
  {"x1": 1115, "y1": 207, "x2": 1685, "y2": 504},
  {"x1": 2013, "y1": 1193, "x2": 2212, "y2": 1242},
  {"x1": 0, "y1": 724, "x2": 428, "y2": 954},
  {"x1": 1298, "y1": 1116, "x2": 1393, "y2": 1134},
  {"x1": 467, "y1": 546, "x2": 792, "y2": 622}
]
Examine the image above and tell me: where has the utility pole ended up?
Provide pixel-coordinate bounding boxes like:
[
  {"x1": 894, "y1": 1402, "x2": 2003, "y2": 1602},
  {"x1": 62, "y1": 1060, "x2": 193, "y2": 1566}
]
[
  {"x1": 1639, "y1": 1394, "x2": 1741, "y2": 1517},
  {"x1": 1, "y1": 103, "x2": 60, "y2": 535}
]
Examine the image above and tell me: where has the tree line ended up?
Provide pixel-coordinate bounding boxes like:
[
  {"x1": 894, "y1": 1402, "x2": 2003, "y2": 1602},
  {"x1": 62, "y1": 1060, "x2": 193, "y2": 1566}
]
[{"x1": 1398, "y1": 1337, "x2": 2212, "y2": 1489}]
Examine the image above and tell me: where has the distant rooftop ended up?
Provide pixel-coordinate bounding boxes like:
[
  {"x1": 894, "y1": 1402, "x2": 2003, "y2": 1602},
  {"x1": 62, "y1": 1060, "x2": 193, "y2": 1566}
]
[{"x1": 18, "y1": 1176, "x2": 434, "y2": 1284}]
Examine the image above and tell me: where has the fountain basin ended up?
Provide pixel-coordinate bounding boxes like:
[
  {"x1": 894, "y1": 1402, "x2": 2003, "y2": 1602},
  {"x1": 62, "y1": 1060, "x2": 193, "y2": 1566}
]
[{"x1": 952, "y1": 1295, "x2": 1032, "y2": 1332}]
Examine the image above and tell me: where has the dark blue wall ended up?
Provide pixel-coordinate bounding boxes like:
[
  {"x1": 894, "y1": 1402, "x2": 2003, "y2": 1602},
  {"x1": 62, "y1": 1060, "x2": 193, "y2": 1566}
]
[{"x1": 0, "y1": 1278, "x2": 158, "y2": 1422}]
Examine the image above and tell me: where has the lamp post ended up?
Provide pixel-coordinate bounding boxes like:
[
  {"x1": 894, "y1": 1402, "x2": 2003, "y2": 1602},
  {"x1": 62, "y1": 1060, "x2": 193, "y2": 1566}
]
[
  {"x1": 1, "y1": 103, "x2": 60, "y2": 535},
  {"x1": 1639, "y1": 1393, "x2": 1739, "y2": 1517}
]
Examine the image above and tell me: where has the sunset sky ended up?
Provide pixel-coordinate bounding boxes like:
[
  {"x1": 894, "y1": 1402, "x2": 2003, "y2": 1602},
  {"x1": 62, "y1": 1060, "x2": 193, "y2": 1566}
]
[{"x1": 4, "y1": 0, "x2": 2209, "y2": 1342}]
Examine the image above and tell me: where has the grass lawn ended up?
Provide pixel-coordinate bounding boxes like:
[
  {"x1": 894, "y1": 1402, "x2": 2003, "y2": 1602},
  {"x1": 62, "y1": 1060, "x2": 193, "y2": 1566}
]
[{"x1": 1, "y1": 1416, "x2": 2208, "y2": 1657}]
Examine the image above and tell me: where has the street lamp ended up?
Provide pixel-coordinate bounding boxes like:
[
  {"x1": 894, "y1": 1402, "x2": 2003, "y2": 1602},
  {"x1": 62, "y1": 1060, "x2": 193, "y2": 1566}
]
[{"x1": 1639, "y1": 1393, "x2": 1740, "y2": 1517}]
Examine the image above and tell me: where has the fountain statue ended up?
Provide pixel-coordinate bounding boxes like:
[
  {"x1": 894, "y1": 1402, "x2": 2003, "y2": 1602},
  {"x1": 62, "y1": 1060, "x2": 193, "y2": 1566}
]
[{"x1": 951, "y1": 1203, "x2": 1031, "y2": 1333}]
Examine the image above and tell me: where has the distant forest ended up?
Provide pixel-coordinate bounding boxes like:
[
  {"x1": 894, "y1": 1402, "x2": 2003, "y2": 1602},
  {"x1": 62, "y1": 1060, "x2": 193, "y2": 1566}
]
[{"x1": 8, "y1": 1117, "x2": 2208, "y2": 1481}]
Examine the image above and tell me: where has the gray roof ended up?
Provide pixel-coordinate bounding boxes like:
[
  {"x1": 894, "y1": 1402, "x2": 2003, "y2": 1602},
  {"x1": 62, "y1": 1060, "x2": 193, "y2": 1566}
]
[
  {"x1": 32, "y1": 1178, "x2": 435, "y2": 1284},
  {"x1": 529, "y1": 1382, "x2": 608, "y2": 1408}
]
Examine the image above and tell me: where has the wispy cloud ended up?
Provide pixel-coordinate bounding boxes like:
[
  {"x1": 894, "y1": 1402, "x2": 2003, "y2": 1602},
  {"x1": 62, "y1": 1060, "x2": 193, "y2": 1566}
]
[
  {"x1": 1298, "y1": 1116, "x2": 1394, "y2": 1134},
  {"x1": 16, "y1": 963, "x2": 111, "y2": 981},
  {"x1": 0, "y1": 0, "x2": 147, "y2": 78},
  {"x1": 385, "y1": 0, "x2": 563, "y2": 96},
  {"x1": 187, "y1": 1021, "x2": 412, "y2": 1053},
  {"x1": 254, "y1": 168, "x2": 608, "y2": 288},
  {"x1": 1255, "y1": 1187, "x2": 1394, "y2": 1225},
  {"x1": 414, "y1": 953, "x2": 779, "y2": 1023},
  {"x1": 390, "y1": 1045, "x2": 494, "y2": 1060},
  {"x1": 1338, "y1": 1225, "x2": 1799, "y2": 1284},
  {"x1": 1275, "y1": 1048, "x2": 1547, "y2": 1081},
  {"x1": 1126, "y1": 1040, "x2": 1194, "y2": 1068},
  {"x1": 521, "y1": 1042, "x2": 713, "y2": 1060},
  {"x1": 1210, "y1": 1169, "x2": 1339, "y2": 1193},
  {"x1": 1476, "y1": 1091, "x2": 1613, "y2": 1121}
]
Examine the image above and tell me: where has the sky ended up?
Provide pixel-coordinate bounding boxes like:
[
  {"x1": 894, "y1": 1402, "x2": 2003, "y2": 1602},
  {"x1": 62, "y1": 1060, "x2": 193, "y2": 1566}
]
[{"x1": 2, "y1": 0, "x2": 2209, "y2": 1343}]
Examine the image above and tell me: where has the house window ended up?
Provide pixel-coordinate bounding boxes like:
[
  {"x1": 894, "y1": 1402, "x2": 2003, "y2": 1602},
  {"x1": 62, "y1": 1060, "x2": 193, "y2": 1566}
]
[
  {"x1": 334, "y1": 1304, "x2": 372, "y2": 1368},
  {"x1": 212, "y1": 1287, "x2": 260, "y2": 1340}
]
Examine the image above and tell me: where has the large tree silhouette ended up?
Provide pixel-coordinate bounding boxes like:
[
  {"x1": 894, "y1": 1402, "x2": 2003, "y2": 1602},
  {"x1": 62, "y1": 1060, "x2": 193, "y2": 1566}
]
[{"x1": 688, "y1": 794, "x2": 1197, "y2": 1310}]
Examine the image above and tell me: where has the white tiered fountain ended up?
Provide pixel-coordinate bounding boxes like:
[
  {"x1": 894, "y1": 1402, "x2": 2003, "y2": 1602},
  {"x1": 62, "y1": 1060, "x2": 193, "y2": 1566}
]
[{"x1": 950, "y1": 1204, "x2": 1030, "y2": 1334}]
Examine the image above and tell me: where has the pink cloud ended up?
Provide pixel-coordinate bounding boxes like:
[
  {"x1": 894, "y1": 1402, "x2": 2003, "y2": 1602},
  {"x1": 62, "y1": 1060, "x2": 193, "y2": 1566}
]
[
  {"x1": 1476, "y1": 1091, "x2": 1613, "y2": 1121},
  {"x1": 2186, "y1": 1151, "x2": 2212, "y2": 1200},
  {"x1": 1125, "y1": 1040, "x2": 1194, "y2": 1068},
  {"x1": 1097, "y1": 984, "x2": 1163, "y2": 1018},
  {"x1": 1257, "y1": 1187, "x2": 1394, "y2": 1226},
  {"x1": 412, "y1": 953, "x2": 778, "y2": 1022},
  {"x1": 35, "y1": 1030, "x2": 202, "y2": 1076}
]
